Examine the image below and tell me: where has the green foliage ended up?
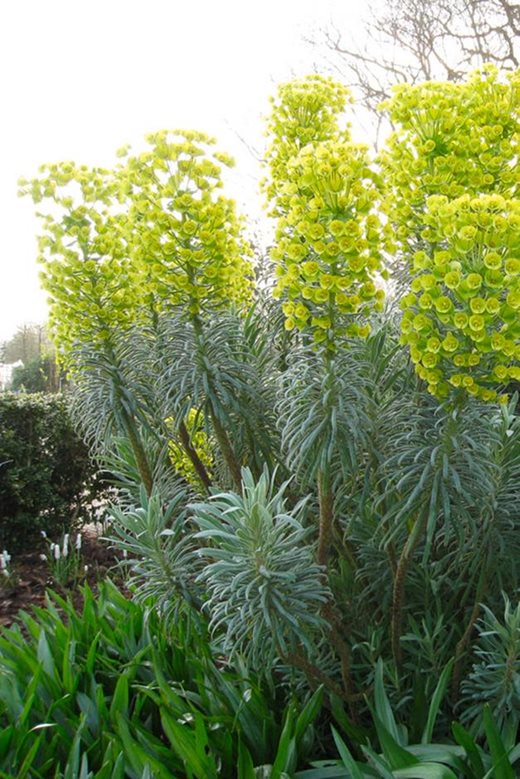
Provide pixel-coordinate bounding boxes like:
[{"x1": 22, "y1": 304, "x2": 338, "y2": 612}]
[
  {"x1": 17, "y1": 66, "x2": 520, "y2": 758},
  {"x1": 108, "y1": 485, "x2": 198, "y2": 622},
  {"x1": 460, "y1": 597, "x2": 520, "y2": 736},
  {"x1": 297, "y1": 664, "x2": 520, "y2": 778},
  {"x1": 167, "y1": 408, "x2": 214, "y2": 488},
  {"x1": 278, "y1": 344, "x2": 372, "y2": 487},
  {"x1": 10, "y1": 355, "x2": 54, "y2": 393},
  {"x1": 0, "y1": 393, "x2": 100, "y2": 550},
  {"x1": 0, "y1": 582, "x2": 325, "y2": 777},
  {"x1": 193, "y1": 468, "x2": 329, "y2": 667}
]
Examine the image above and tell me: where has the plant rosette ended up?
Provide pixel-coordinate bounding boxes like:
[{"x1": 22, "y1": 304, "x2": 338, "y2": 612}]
[{"x1": 400, "y1": 194, "x2": 520, "y2": 401}]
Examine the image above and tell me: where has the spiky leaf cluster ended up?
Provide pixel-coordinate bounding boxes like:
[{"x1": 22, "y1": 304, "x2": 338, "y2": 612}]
[
  {"x1": 192, "y1": 469, "x2": 329, "y2": 668},
  {"x1": 461, "y1": 597, "x2": 520, "y2": 734},
  {"x1": 400, "y1": 194, "x2": 520, "y2": 401},
  {"x1": 277, "y1": 345, "x2": 372, "y2": 487},
  {"x1": 109, "y1": 487, "x2": 199, "y2": 624}
]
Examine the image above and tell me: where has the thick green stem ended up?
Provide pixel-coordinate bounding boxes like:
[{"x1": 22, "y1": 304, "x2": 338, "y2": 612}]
[
  {"x1": 101, "y1": 341, "x2": 154, "y2": 497},
  {"x1": 190, "y1": 313, "x2": 242, "y2": 490},
  {"x1": 391, "y1": 509, "x2": 428, "y2": 671},
  {"x1": 317, "y1": 470, "x2": 334, "y2": 567},
  {"x1": 316, "y1": 469, "x2": 357, "y2": 715},
  {"x1": 210, "y1": 408, "x2": 243, "y2": 489},
  {"x1": 178, "y1": 420, "x2": 212, "y2": 492},
  {"x1": 451, "y1": 562, "x2": 488, "y2": 701},
  {"x1": 284, "y1": 649, "x2": 363, "y2": 706},
  {"x1": 284, "y1": 650, "x2": 346, "y2": 699},
  {"x1": 323, "y1": 600, "x2": 359, "y2": 721},
  {"x1": 123, "y1": 411, "x2": 154, "y2": 497}
]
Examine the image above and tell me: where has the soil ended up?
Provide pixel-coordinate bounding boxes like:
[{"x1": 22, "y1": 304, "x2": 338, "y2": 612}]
[{"x1": 0, "y1": 528, "x2": 124, "y2": 630}]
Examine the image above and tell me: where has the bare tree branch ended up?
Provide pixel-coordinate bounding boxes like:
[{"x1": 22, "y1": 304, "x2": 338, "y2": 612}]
[{"x1": 306, "y1": 0, "x2": 520, "y2": 120}]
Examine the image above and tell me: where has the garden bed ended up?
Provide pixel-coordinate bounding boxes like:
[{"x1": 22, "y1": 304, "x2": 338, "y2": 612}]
[{"x1": 0, "y1": 529, "x2": 121, "y2": 628}]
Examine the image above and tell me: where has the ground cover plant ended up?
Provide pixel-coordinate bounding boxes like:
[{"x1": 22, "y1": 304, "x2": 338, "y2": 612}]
[{"x1": 6, "y1": 64, "x2": 520, "y2": 775}]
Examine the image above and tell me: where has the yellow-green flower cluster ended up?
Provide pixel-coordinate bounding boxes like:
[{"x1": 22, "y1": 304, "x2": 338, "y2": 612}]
[
  {"x1": 380, "y1": 66, "x2": 520, "y2": 255},
  {"x1": 19, "y1": 163, "x2": 136, "y2": 360},
  {"x1": 400, "y1": 195, "x2": 520, "y2": 401},
  {"x1": 20, "y1": 131, "x2": 254, "y2": 363},
  {"x1": 119, "y1": 130, "x2": 254, "y2": 317},
  {"x1": 263, "y1": 75, "x2": 352, "y2": 216},
  {"x1": 271, "y1": 141, "x2": 386, "y2": 346}
]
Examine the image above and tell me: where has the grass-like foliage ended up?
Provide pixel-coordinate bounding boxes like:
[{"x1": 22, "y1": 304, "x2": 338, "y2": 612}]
[{"x1": 0, "y1": 582, "x2": 327, "y2": 778}]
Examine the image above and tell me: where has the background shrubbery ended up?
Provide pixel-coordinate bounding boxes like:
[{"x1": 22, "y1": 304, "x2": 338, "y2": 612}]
[{"x1": 0, "y1": 393, "x2": 100, "y2": 550}]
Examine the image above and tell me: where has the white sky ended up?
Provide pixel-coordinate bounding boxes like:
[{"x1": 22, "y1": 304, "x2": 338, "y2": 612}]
[{"x1": 0, "y1": 0, "x2": 367, "y2": 343}]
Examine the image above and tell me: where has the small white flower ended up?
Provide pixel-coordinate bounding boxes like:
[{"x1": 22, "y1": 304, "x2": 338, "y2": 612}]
[
  {"x1": 41, "y1": 531, "x2": 47, "y2": 539},
  {"x1": 63, "y1": 534, "x2": 69, "y2": 557},
  {"x1": 84, "y1": 565, "x2": 89, "y2": 573},
  {"x1": 39, "y1": 554, "x2": 48, "y2": 561},
  {"x1": 75, "y1": 534, "x2": 82, "y2": 551},
  {"x1": 54, "y1": 545, "x2": 60, "y2": 561},
  {"x1": 2, "y1": 569, "x2": 8, "y2": 578}
]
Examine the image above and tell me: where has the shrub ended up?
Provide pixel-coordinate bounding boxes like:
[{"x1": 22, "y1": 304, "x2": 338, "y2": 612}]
[
  {"x1": 18, "y1": 66, "x2": 520, "y2": 739},
  {"x1": 0, "y1": 392, "x2": 100, "y2": 549}
]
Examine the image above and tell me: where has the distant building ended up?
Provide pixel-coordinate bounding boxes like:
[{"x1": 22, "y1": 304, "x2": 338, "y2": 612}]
[{"x1": 0, "y1": 361, "x2": 23, "y2": 390}]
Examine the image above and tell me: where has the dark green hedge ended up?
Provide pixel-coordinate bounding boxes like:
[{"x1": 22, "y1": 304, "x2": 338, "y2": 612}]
[{"x1": 0, "y1": 393, "x2": 99, "y2": 550}]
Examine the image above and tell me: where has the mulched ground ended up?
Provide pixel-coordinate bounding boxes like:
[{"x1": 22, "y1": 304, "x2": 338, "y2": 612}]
[{"x1": 0, "y1": 529, "x2": 123, "y2": 629}]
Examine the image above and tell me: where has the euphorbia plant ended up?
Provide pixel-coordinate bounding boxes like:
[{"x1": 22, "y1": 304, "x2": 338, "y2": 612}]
[
  {"x1": 20, "y1": 131, "x2": 256, "y2": 493},
  {"x1": 261, "y1": 75, "x2": 390, "y2": 706},
  {"x1": 115, "y1": 130, "x2": 256, "y2": 489},
  {"x1": 263, "y1": 74, "x2": 386, "y2": 558},
  {"x1": 19, "y1": 67, "x2": 520, "y2": 733},
  {"x1": 379, "y1": 65, "x2": 520, "y2": 674}
]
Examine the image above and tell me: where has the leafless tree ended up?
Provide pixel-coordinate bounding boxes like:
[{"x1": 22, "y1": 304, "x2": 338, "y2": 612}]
[{"x1": 308, "y1": 0, "x2": 520, "y2": 116}]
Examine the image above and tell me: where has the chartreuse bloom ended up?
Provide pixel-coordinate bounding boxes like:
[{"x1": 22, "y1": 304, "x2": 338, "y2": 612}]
[
  {"x1": 20, "y1": 131, "x2": 254, "y2": 363},
  {"x1": 118, "y1": 130, "x2": 254, "y2": 318},
  {"x1": 380, "y1": 66, "x2": 520, "y2": 257},
  {"x1": 264, "y1": 77, "x2": 387, "y2": 349},
  {"x1": 400, "y1": 195, "x2": 520, "y2": 401},
  {"x1": 263, "y1": 74, "x2": 352, "y2": 216},
  {"x1": 18, "y1": 162, "x2": 135, "y2": 361}
]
